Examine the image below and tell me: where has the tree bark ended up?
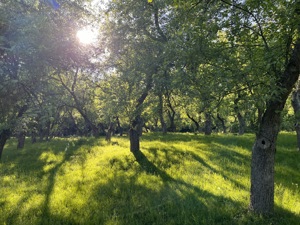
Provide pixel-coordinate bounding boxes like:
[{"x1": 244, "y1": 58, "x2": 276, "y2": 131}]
[
  {"x1": 158, "y1": 94, "x2": 167, "y2": 133},
  {"x1": 217, "y1": 113, "x2": 227, "y2": 133},
  {"x1": 129, "y1": 127, "x2": 140, "y2": 153},
  {"x1": 291, "y1": 88, "x2": 300, "y2": 151},
  {"x1": 204, "y1": 112, "x2": 212, "y2": 135},
  {"x1": 249, "y1": 40, "x2": 300, "y2": 214},
  {"x1": 106, "y1": 122, "x2": 114, "y2": 142},
  {"x1": 31, "y1": 131, "x2": 37, "y2": 143},
  {"x1": 234, "y1": 94, "x2": 246, "y2": 135},
  {"x1": 115, "y1": 116, "x2": 123, "y2": 136},
  {"x1": 129, "y1": 115, "x2": 144, "y2": 152},
  {"x1": 17, "y1": 131, "x2": 26, "y2": 149},
  {"x1": 167, "y1": 109, "x2": 176, "y2": 132},
  {"x1": 187, "y1": 112, "x2": 200, "y2": 132},
  {"x1": 0, "y1": 129, "x2": 10, "y2": 160},
  {"x1": 129, "y1": 73, "x2": 153, "y2": 152},
  {"x1": 165, "y1": 91, "x2": 176, "y2": 132}
]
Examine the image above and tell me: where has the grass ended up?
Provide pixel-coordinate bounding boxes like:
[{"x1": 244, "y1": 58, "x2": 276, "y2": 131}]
[{"x1": 0, "y1": 132, "x2": 299, "y2": 225}]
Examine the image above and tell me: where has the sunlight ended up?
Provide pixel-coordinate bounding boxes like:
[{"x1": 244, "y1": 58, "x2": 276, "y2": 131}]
[{"x1": 76, "y1": 28, "x2": 98, "y2": 45}]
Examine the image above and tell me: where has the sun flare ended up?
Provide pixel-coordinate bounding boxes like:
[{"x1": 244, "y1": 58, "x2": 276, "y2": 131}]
[{"x1": 76, "y1": 28, "x2": 98, "y2": 45}]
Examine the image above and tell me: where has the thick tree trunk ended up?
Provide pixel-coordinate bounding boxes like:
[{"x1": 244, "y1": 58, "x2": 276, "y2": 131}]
[
  {"x1": 129, "y1": 115, "x2": 143, "y2": 152},
  {"x1": 249, "y1": 40, "x2": 300, "y2": 214},
  {"x1": 204, "y1": 112, "x2": 212, "y2": 135},
  {"x1": 129, "y1": 128, "x2": 140, "y2": 153},
  {"x1": 291, "y1": 88, "x2": 300, "y2": 150},
  {"x1": 0, "y1": 129, "x2": 10, "y2": 160},
  {"x1": 127, "y1": 66, "x2": 153, "y2": 152},
  {"x1": 250, "y1": 108, "x2": 279, "y2": 214}
]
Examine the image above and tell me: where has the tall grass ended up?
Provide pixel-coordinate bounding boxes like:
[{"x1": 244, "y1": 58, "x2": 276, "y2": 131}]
[{"x1": 0, "y1": 132, "x2": 299, "y2": 225}]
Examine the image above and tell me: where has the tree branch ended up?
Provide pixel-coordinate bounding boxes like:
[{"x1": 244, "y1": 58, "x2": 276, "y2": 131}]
[
  {"x1": 153, "y1": 5, "x2": 168, "y2": 42},
  {"x1": 220, "y1": 0, "x2": 270, "y2": 51}
]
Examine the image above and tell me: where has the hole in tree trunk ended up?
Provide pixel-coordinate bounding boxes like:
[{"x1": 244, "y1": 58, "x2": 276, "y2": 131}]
[{"x1": 257, "y1": 138, "x2": 271, "y2": 149}]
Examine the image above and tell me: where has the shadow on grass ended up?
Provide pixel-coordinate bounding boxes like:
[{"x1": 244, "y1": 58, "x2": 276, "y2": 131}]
[
  {"x1": 1, "y1": 133, "x2": 299, "y2": 224},
  {"x1": 87, "y1": 149, "x2": 300, "y2": 225},
  {"x1": 145, "y1": 144, "x2": 249, "y2": 191},
  {"x1": 84, "y1": 150, "x2": 244, "y2": 225},
  {"x1": 1, "y1": 137, "x2": 101, "y2": 225},
  {"x1": 275, "y1": 133, "x2": 300, "y2": 191},
  {"x1": 132, "y1": 150, "x2": 175, "y2": 181}
]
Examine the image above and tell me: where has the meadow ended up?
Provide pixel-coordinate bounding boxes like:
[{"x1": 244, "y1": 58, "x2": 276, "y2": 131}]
[{"x1": 0, "y1": 132, "x2": 299, "y2": 225}]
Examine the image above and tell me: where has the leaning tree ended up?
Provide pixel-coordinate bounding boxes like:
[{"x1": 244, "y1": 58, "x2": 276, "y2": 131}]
[{"x1": 171, "y1": 0, "x2": 300, "y2": 214}]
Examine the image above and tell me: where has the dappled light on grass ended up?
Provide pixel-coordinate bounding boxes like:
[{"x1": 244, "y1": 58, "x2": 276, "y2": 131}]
[{"x1": 0, "y1": 133, "x2": 299, "y2": 224}]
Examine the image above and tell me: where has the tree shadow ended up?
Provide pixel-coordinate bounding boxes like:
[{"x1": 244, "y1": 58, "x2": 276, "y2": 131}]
[
  {"x1": 1, "y1": 137, "x2": 100, "y2": 225},
  {"x1": 132, "y1": 150, "x2": 175, "y2": 181},
  {"x1": 82, "y1": 150, "x2": 245, "y2": 225},
  {"x1": 1, "y1": 133, "x2": 299, "y2": 224},
  {"x1": 144, "y1": 145, "x2": 249, "y2": 191}
]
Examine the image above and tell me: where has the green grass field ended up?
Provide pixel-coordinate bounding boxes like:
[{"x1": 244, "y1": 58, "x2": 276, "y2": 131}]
[{"x1": 0, "y1": 132, "x2": 299, "y2": 225}]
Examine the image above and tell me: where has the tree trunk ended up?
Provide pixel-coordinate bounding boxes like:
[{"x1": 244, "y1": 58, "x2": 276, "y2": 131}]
[
  {"x1": 165, "y1": 91, "x2": 176, "y2": 132},
  {"x1": 105, "y1": 122, "x2": 114, "y2": 142},
  {"x1": 291, "y1": 88, "x2": 300, "y2": 150},
  {"x1": 217, "y1": 113, "x2": 227, "y2": 133},
  {"x1": 31, "y1": 131, "x2": 37, "y2": 144},
  {"x1": 250, "y1": 109, "x2": 279, "y2": 214},
  {"x1": 167, "y1": 108, "x2": 176, "y2": 132},
  {"x1": 17, "y1": 131, "x2": 26, "y2": 149},
  {"x1": 234, "y1": 95, "x2": 246, "y2": 135},
  {"x1": 80, "y1": 113, "x2": 99, "y2": 137},
  {"x1": 237, "y1": 112, "x2": 245, "y2": 135},
  {"x1": 105, "y1": 130, "x2": 112, "y2": 143},
  {"x1": 0, "y1": 129, "x2": 10, "y2": 160},
  {"x1": 129, "y1": 127, "x2": 140, "y2": 153},
  {"x1": 187, "y1": 112, "x2": 200, "y2": 132},
  {"x1": 57, "y1": 70, "x2": 100, "y2": 137},
  {"x1": 204, "y1": 112, "x2": 212, "y2": 135},
  {"x1": 158, "y1": 94, "x2": 167, "y2": 133},
  {"x1": 249, "y1": 39, "x2": 300, "y2": 214},
  {"x1": 115, "y1": 116, "x2": 123, "y2": 136},
  {"x1": 129, "y1": 115, "x2": 143, "y2": 152}
]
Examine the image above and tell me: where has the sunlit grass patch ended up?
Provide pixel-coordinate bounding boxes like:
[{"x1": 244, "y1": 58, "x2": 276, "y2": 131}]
[{"x1": 0, "y1": 133, "x2": 299, "y2": 224}]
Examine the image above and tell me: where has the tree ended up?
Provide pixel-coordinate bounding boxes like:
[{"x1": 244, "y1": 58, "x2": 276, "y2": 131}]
[
  {"x1": 0, "y1": 1, "x2": 43, "y2": 157},
  {"x1": 101, "y1": 0, "x2": 176, "y2": 152},
  {"x1": 173, "y1": 0, "x2": 300, "y2": 214},
  {"x1": 291, "y1": 81, "x2": 300, "y2": 151},
  {"x1": 0, "y1": 0, "x2": 98, "y2": 157}
]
